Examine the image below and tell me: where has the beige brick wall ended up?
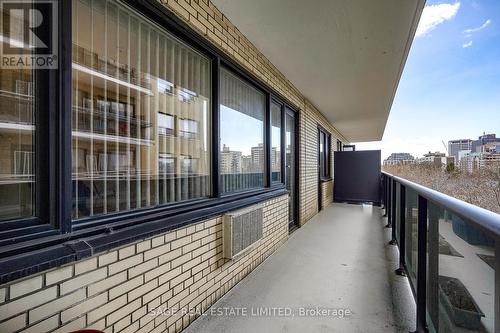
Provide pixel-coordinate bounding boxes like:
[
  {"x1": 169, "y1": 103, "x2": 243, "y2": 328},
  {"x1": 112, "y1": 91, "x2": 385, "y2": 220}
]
[
  {"x1": 321, "y1": 180, "x2": 333, "y2": 209},
  {"x1": 0, "y1": 195, "x2": 288, "y2": 333}
]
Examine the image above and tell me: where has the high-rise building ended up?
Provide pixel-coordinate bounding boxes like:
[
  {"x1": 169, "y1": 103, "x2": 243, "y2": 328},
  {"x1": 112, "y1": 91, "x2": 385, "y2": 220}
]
[
  {"x1": 220, "y1": 144, "x2": 242, "y2": 174},
  {"x1": 271, "y1": 147, "x2": 280, "y2": 173},
  {"x1": 471, "y1": 133, "x2": 499, "y2": 153},
  {"x1": 251, "y1": 143, "x2": 264, "y2": 167},
  {"x1": 448, "y1": 139, "x2": 472, "y2": 162}
]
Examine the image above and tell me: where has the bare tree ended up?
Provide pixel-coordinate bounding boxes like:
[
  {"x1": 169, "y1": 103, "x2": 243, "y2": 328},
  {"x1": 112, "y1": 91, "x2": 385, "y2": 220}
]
[{"x1": 383, "y1": 163, "x2": 500, "y2": 214}]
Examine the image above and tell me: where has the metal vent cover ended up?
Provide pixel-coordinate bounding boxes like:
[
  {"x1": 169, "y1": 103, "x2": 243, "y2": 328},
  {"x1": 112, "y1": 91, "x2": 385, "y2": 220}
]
[{"x1": 223, "y1": 205, "x2": 263, "y2": 259}]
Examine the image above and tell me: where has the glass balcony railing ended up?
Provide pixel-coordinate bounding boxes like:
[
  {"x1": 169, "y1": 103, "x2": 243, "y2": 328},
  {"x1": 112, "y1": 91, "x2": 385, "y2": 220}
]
[{"x1": 382, "y1": 172, "x2": 499, "y2": 333}]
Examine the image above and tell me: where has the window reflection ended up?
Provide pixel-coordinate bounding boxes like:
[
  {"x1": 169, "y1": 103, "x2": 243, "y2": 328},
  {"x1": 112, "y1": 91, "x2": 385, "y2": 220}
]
[
  {"x1": 220, "y1": 68, "x2": 265, "y2": 193},
  {"x1": 0, "y1": 7, "x2": 36, "y2": 221},
  {"x1": 271, "y1": 102, "x2": 282, "y2": 183},
  {"x1": 71, "y1": 0, "x2": 211, "y2": 219}
]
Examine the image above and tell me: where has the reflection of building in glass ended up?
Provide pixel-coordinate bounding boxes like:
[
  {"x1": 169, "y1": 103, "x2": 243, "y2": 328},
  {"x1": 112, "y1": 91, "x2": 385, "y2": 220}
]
[
  {"x1": 0, "y1": 9, "x2": 37, "y2": 220},
  {"x1": 271, "y1": 147, "x2": 280, "y2": 173},
  {"x1": 241, "y1": 155, "x2": 252, "y2": 173},
  {"x1": 220, "y1": 144, "x2": 242, "y2": 174},
  {"x1": 250, "y1": 144, "x2": 264, "y2": 172},
  {"x1": 220, "y1": 143, "x2": 281, "y2": 175},
  {"x1": 70, "y1": 0, "x2": 212, "y2": 219},
  {"x1": 0, "y1": 69, "x2": 35, "y2": 221}
]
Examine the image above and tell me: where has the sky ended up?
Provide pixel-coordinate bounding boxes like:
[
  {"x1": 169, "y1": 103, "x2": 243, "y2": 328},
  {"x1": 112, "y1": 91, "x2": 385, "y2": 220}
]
[{"x1": 356, "y1": 0, "x2": 500, "y2": 160}]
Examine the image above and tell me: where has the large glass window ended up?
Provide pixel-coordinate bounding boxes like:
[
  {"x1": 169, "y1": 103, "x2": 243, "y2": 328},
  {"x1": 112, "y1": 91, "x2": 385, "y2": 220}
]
[
  {"x1": 271, "y1": 101, "x2": 282, "y2": 183},
  {"x1": 0, "y1": 10, "x2": 36, "y2": 221},
  {"x1": 220, "y1": 68, "x2": 265, "y2": 193},
  {"x1": 72, "y1": 0, "x2": 211, "y2": 219}
]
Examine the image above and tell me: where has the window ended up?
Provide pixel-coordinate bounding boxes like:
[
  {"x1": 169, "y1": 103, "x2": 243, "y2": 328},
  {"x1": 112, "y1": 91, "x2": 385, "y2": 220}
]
[
  {"x1": 319, "y1": 128, "x2": 331, "y2": 179},
  {"x1": 158, "y1": 113, "x2": 175, "y2": 136},
  {"x1": 180, "y1": 156, "x2": 197, "y2": 174},
  {"x1": 220, "y1": 68, "x2": 265, "y2": 193},
  {"x1": 180, "y1": 119, "x2": 198, "y2": 139},
  {"x1": 158, "y1": 154, "x2": 175, "y2": 174},
  {"x1": 0, "y1": 11, "x2": 36, "y2": 221},
  {"x1": 0, "y1": 0, "x2": 301, "y2": 282},
  {"x1": 271, "y1": 101, "x2": 282, "y2": 183},
  {"x1": 72, "y1": 0, "x2": 211, "y2": 219},
  {"x1": 337, "y1": 140, "x2": 343, "y2": 152}
]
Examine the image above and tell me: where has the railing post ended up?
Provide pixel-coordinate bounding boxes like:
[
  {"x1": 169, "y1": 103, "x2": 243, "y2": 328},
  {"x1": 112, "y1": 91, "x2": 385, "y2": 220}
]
[
  {"x1": 386, "y1": 177, "x2": 392, "y2": 227},
  {"x1": 496, "y1": 239, "x2": 500, "y2": 333},
  {"x1": 383, "y1": 175, "x2": 388, "y2": 217},
  {"x1": 389, "y1": 180, "x2": 397, "y2": 244},
  {"x1": 415, "y1": 195, "x2": 428, "y2": 333},
  {"x1": 395, "y1": 185, "x2": 406, "y2": 276},
  {"x1": 384, "y1": 175, "x2": 387, "y2": 208},
  {"x1": 427, "y1": 203, "x2": 441, "y2": 331}
]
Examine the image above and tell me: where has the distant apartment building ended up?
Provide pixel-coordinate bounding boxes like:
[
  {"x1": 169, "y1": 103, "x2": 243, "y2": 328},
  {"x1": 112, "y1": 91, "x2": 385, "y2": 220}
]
[
  {"x1": 416, "y1": 151, "x2": 445, "y2": 165},
  {"x1": 449, "y1": 133, "x2": 500, "y2": 172},
  {"x1": 415, "y1": 151, "x2": 454, "y2": 169},
  {"x1": 460, "y1": 151, "x2": 500, "y2": 173},
  {"x1": 448, "y1": 139, "x2": 472, "y2": 162},
  {"x1": 383, "y1": 152, "x2": 415, "y2": 166},
  {"x1": 271, "y1": 146, "x2": 281, "y2": 175},
  {"x1": 471, "y1": 133, "x2": 499, "y2": 153},
  {"x1": 220, "y1": 144, "x2": 242, "y2": 174},
  {"x1": 251, "y1": 143, "x2": 264, "y2": 170}
]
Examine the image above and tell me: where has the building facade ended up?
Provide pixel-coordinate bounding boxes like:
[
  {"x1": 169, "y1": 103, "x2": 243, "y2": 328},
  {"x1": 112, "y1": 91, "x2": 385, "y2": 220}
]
[
  {"x1": 383, "y1": 152, "x2": 415, "y2": 166},
  {"x1": 471, "y1": 133, "x2": 498, "y2": 153},
  {"x1": 448, "y1": 139, "x2": 472, "y2": 162},
  {"x1": 0, "y1": 1, "x2": 344, "y2": 332}
]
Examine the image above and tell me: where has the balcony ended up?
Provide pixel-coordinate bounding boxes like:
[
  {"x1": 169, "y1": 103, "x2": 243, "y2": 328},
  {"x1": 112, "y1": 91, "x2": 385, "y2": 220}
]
[
  {"x1": 183, "y1": 202, "x2": 416, "y2": 332},
  {"x1": 180, "y1": 173, "x2": 499, "y2": 333}
]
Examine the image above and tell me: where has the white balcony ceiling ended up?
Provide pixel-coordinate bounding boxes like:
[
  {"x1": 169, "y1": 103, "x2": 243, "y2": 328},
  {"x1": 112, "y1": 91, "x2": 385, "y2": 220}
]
[{"x1": 212, "y1": 0, "x2": 424, "y2": 142}]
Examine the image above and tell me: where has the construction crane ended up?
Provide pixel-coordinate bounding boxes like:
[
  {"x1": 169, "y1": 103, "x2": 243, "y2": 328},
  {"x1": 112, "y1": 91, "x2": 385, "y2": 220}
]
[{"x1": 442, "y1": 140, "x2": 449, "y2": 155}]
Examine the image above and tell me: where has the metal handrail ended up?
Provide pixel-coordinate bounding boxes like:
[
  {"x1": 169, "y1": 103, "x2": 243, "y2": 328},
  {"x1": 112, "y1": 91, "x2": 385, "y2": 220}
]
[{"x1": 382, "y1": 171, "x2": 500, "y2": 237}]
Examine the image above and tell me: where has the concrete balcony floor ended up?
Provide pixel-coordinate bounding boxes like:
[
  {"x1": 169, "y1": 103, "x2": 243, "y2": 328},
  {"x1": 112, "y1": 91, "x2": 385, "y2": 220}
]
[{"x1": 184, "y1": 203, "x2": 416, "y2": 333}]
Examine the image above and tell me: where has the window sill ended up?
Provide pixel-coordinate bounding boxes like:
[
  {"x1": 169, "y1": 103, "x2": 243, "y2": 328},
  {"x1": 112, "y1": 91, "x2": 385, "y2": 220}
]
[{"x1": 0, "y1": 188, "x2": 288, "y2": 284}]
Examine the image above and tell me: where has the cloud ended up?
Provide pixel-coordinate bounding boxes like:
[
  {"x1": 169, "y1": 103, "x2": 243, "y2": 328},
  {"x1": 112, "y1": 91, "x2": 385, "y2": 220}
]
[
  {"x1": 463, "y1": 19, "x2": 491, "y2": 35},
  {"x1": 416, "y1": 2, "x2": 461, "y2": 38},
  {"x1": 462, "y1": 40, "x2": 473, "y2": 48}
]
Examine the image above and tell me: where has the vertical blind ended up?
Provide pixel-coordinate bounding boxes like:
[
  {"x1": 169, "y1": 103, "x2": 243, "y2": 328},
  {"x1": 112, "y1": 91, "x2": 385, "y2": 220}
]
[{"x1": 72, "y1": 0, "x2": 211, "y2": 219}]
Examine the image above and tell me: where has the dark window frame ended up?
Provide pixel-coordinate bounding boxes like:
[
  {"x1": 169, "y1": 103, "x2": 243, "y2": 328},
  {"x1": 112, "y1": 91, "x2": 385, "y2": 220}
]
[
  {"x1": 270, "y1": 98, "x2": 285, "y2": 186},
  {"x1": 318, "y1": 126, "x2": 331, "y2": 181},
  {"x1": 337, "y1": 139, "x2": 343, "y2": 152},
  {"x1": 343, "y1": 144, "x2": 355, "y2": 151},
  {"x1": 0, "y1": 0, "x2": 299, "y2": 284}
]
